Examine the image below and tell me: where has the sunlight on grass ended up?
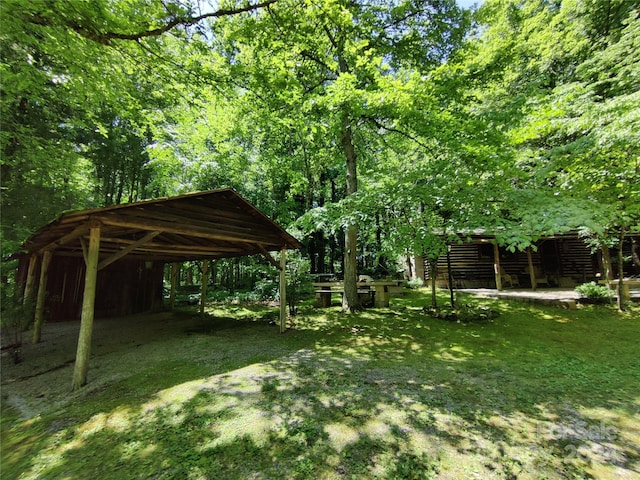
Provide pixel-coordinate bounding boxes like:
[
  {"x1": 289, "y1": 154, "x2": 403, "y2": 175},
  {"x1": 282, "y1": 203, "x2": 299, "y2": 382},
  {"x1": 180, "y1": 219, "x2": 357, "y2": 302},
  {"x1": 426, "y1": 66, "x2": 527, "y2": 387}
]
[
  {"x1": 434, "y1": 343, "x2": 474, "y2": 362},
  {"x1": 78, "y1": 407, "x2": 134, "y2": 437},
  {"x1": 324, "y1": 423, "x2": 360, "y2": 452},
  {"x1": 202, "y1": 407, "x2": 272, "y2": 449},
  {"x1": 3, "y1": 292, "x2": 639, "y2": 479},
  {"x1": 121, "y1": 440, "x2": 157, "y2": 460},
  {"x1": 143, "y1": 379, "x2": 207, "y2": 411}
]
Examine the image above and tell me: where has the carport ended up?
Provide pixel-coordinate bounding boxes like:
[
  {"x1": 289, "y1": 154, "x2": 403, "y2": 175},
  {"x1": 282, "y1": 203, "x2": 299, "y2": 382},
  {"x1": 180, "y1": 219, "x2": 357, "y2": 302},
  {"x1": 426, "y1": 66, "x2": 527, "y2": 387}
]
[{"x1": 16, "y1": 188, "x2": 301, "y2": 389}]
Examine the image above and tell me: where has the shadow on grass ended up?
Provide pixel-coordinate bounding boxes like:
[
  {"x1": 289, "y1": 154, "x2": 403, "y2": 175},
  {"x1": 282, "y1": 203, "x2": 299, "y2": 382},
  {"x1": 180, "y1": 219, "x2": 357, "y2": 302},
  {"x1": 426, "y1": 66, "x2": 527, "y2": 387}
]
[{"x1": 2, "y1": 293, "x2": 639, "y2": 479}]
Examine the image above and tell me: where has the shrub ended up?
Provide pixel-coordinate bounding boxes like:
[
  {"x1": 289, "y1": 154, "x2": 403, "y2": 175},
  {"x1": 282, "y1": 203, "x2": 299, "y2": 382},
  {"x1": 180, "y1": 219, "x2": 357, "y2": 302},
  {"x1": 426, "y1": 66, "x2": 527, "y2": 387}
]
[
  {"x1": 406, "y1": 278, "x2": 425, "y2": 289},
  {"x1": 575, "y1": 282, "x2": 612, "y2": 304},
  {"x1": 1, "y1": 285, "x2": 35, "y2": 363},
  {"x1": 253, "y1": 278, "x2": 279, "y2": 301},
  {"x1": 284, "y1": 251, "x2": 312, "y2": 316},
  {"x1": 422, "y1": 303, "x2": 499, "y2": 323}
]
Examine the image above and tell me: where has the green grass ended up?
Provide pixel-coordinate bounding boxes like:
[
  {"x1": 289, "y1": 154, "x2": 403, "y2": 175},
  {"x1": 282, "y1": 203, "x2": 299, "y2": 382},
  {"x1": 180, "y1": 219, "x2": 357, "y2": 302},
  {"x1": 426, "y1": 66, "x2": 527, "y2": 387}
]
[{"x1": 2, "y1": 291, "x2": 639, "y2": 479}]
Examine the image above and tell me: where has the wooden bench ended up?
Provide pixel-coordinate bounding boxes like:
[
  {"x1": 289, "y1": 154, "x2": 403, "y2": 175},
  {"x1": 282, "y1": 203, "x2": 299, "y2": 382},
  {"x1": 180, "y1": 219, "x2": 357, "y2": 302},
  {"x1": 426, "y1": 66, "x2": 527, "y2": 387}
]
[
  {"x1": 314, "y1": 288, "x2": 375, "y2": 308},
  {"x1": 313, "y1": 280, "x2": 403, "y2": 308},
  {"x1": 314, "y1": 288, "x2": 333, "y2": 308}
]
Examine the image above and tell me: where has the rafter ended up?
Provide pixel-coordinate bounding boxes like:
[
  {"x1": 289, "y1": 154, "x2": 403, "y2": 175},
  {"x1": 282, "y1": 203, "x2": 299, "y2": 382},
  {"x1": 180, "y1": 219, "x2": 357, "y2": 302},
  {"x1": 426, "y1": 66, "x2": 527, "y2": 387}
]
[{"x1": 97, "y1": 231, "x2": 161, "y2": 271}]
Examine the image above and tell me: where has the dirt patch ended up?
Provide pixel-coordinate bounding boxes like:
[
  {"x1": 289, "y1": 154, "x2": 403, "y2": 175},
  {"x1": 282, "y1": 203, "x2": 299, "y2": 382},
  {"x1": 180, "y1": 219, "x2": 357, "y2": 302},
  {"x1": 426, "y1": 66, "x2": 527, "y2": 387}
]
[{"x1": 1, "y1": 310, "x2": 255, "y2": 419}]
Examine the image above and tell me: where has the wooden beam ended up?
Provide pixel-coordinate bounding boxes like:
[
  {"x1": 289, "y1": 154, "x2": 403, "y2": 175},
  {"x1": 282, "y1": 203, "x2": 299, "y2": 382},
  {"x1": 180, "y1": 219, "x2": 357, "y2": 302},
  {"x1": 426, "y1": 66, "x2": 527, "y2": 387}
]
[
  {"x1": 97, "y1": 215, "x2": 277, "y2": 245},
  {"x1": 493, "y1": 243, "x2": 502, "y2": 291},
  {"x1": 32, "y1": 250, "x2": 52, "y2": 344},
  {"x1": 79, "y1": 236, "x2": 88, "y2": 265},
  {"x1": 37, "y1": 224, "x2": 90, "y2": 254},
  {"x1": 22, "y1": 254, "x2": 38, "y2": 306},
  {"x1": 72, "y1": 225, "x2": 101, "y2": 390},
  {"x1": 97, "y1": 231, "x2": 161, "y2": 271},
  {"x1": 280, "y1": 248, "x2": 287, "y2": 333},
  {"x1": 258, "y1": 245, "x2": 283, "y2": 271},
  {"x1": 92, "y1": 237, "x2": 246, "y2": 257}
]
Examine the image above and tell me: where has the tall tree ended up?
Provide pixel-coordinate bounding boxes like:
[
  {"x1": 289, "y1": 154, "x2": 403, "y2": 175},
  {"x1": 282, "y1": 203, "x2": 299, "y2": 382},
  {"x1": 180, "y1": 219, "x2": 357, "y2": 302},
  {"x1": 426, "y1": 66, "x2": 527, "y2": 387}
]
[
  {"x1": 456, "y1": 0, "x2": 639, "y2": 307},
  {"x1": 208, "y1": 0, "x2": 468, "y2": 310},
  {"x1": 1, "y1": 0, "x2": 281, "y2": 259}
]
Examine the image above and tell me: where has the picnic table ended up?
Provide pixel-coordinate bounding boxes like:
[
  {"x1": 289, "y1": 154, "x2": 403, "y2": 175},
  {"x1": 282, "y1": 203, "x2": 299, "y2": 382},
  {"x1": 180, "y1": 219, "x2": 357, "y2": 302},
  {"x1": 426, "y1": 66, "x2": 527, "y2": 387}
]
[{"x1": 313, "y1": 280, "x2": 404, "y2": 308}]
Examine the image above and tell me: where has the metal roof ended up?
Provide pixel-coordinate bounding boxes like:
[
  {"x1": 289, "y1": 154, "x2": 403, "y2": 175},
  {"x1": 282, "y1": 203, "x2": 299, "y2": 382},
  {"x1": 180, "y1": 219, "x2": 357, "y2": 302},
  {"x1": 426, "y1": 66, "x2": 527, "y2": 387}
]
[{"x1": 17, "y1": 188, "x2": 301, "y2": 262}]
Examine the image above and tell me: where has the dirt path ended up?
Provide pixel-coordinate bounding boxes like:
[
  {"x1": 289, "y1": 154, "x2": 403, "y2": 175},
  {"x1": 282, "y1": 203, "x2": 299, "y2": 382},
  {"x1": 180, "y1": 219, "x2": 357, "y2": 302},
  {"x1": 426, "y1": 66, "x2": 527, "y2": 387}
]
[{"x1": 1, "y1": 311, "x2": 226, "y2": 419}]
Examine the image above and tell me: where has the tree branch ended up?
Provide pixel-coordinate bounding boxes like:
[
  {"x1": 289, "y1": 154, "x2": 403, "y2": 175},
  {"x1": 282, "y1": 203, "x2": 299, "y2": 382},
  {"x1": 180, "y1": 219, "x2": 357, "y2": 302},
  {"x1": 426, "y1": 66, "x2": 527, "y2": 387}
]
[
  {"x1": 29, "y1": 0, "x2": 279, "y2": 45},
  {"x1": 361, "y1": 115, "x2": 431, "y2": 151}
]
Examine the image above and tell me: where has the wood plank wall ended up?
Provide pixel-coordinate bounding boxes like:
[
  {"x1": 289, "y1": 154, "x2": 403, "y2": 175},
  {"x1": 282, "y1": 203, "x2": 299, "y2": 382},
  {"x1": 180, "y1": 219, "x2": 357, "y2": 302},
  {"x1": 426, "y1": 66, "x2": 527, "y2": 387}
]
[
  {"x1": 42, "y1": 257, "x2": 164, "y2": 321},
  {"x1": 424, "y1": 238, "x2": 599, "y2": 288}
]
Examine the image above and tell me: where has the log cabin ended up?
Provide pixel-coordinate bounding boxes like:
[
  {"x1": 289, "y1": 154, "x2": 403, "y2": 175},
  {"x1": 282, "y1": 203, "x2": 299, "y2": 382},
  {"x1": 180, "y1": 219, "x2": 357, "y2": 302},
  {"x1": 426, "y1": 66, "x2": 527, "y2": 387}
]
[{"x1": 419, "y1": 231, "x2": 639, "y2": 290}]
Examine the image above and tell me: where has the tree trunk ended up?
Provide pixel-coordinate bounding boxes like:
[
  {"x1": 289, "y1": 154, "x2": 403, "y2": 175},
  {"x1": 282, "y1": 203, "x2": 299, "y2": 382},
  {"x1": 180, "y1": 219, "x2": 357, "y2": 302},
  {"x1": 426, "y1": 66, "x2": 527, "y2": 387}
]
[
  {"x1": 280, "y1": 249, "x2": 287, "y2": 333},
  {"x1": 404, "y1": 250, "x2": 414, "y2": 280},
  {"x1": 527, "y1": 247, "x2": 537, "y2": 291},
  {"x1": 329, "y1": 234, "x2": 338, "y2": 274},
  {"x1": 200, "y1": 260, "x2": 208, "y2": 318},
  {"x1": 375, "y1": 213, "x2": 386, "y2": 275},
  {"x1": 617, "y1": 229, "x2": 626, "y2": 312},
  {"x1": 341, "y1": 120, "x2": 360, "y2": 312},
  {"x1": 169, "y1": 262, "x2": 179, "y2": 310},
  {"x1": 446, "y1": 247, "x2": 454, "y2": 308},
  {"x1": 601, "y1": 245, "x2": 613, "y2": 280},
  {"x1": 631, "y1": 237, "x2": 640, "y2": 269},
  {"x1": 493, "y1": 243, "x2": 503, "y2": 291},
  {"x1": 430, "y1": 259, "x2": 438, "y2": 308}
]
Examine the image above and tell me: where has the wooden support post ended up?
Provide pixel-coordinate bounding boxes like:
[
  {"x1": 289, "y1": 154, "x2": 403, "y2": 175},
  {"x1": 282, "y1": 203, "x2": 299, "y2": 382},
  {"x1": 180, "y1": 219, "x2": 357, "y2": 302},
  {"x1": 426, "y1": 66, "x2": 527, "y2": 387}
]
[
  {"x1": 32, "y1": 250, "x2": 52, "y2": 344},
  {"x1": 280, "y1": 248, "x2": 287, "y2": 333},
  {"x1": 169, "y1": 262, "x2": 179, "y2": 310},
  {"x1": 72, "y1": 225, "x2": 101, "y2": 390},
  {"x1": 200, "y1": 259, "x2": 208, "y2": 318},
  {"x1": 527, "y1": 248, "x2": 537, "y2": 291},
  {"x1": 23, "y1": 254, "x2": 38, "y2": 306},
  {"x1": 374, "y1": 285, "x2": 390, "y2": 308},
  {"x1": 414, "y1": 254, "x2": 425, "y2": 282},
  {"x1": 493, "y1": 243, "x2": 502, "y2": 291}
]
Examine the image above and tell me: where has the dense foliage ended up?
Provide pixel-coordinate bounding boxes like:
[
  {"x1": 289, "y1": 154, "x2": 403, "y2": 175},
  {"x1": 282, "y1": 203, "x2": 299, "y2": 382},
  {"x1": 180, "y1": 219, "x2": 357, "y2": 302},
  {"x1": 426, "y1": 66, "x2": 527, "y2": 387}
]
[{"x1": 2, "y1": 0, "x2": 639, "y2": 309}]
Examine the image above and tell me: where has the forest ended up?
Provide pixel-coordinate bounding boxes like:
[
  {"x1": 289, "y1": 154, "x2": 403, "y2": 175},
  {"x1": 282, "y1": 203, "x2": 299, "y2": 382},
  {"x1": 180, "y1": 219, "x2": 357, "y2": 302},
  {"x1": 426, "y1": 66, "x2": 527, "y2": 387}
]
[{"x1": 2, "y1": 0, "x2": 639, "y2": 311}]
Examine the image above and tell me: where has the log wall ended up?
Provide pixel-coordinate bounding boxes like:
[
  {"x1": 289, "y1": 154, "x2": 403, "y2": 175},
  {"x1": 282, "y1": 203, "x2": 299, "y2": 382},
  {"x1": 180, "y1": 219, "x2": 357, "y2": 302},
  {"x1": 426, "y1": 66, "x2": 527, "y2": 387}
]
[{"x1": 425, "y1": 237, "x2": 600, "y2": 289}]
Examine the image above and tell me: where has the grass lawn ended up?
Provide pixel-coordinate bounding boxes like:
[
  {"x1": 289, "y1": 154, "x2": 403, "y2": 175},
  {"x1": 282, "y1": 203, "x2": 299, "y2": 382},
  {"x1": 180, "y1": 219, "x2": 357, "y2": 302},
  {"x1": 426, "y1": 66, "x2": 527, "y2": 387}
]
[{"x1": 1, "y1": 290, "x2": 639, "y2": 479}]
